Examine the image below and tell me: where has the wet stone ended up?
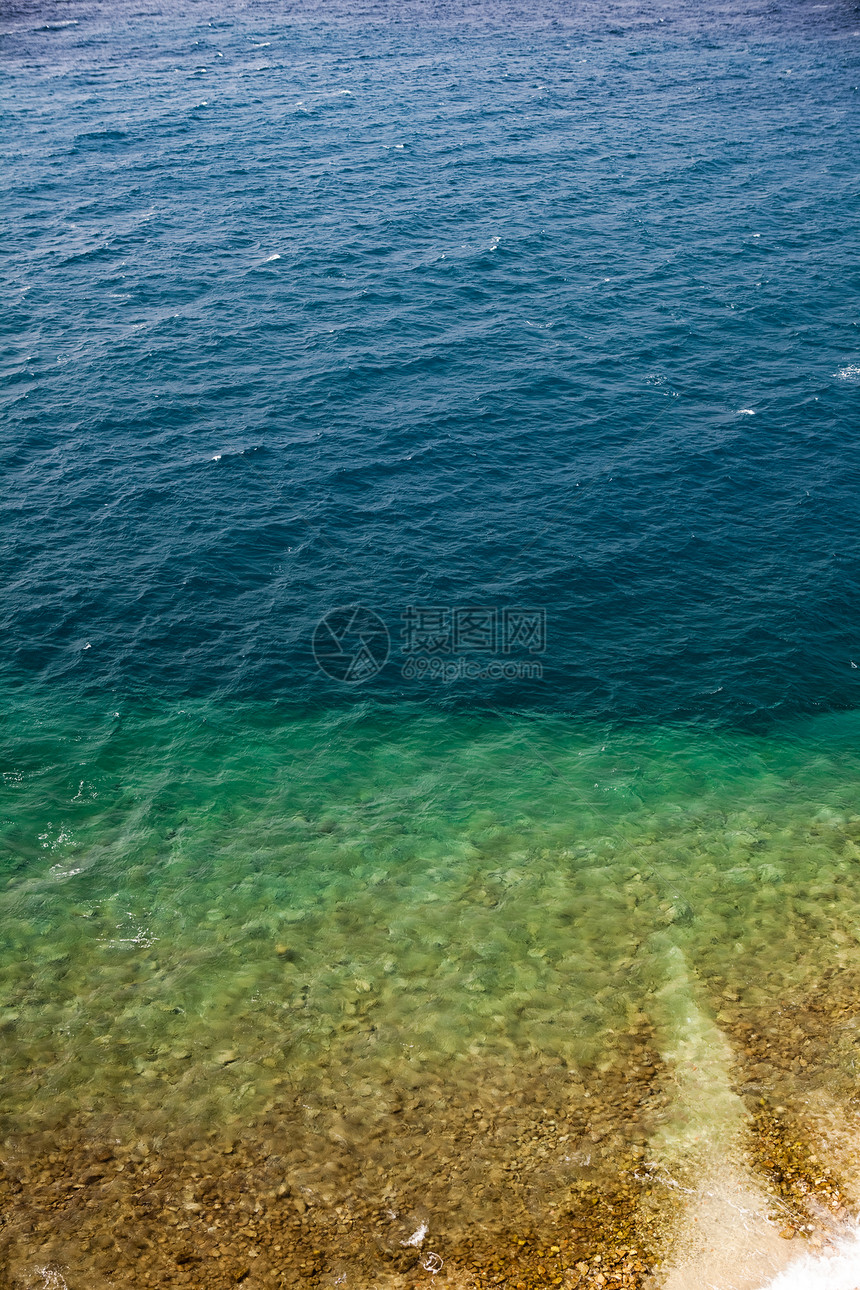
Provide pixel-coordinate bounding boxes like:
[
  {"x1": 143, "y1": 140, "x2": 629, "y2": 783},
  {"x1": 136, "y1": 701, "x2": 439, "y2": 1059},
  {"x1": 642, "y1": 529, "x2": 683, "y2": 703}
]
[{"x1": 0, "y1": 1034, "x2": 673, "y2": 1289}]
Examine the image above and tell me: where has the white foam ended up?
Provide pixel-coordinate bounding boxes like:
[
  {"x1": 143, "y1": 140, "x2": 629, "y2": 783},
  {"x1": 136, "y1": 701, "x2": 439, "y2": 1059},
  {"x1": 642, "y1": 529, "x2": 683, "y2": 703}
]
[
  {"x1": 265, "y1": 253, "x2": 281, "y2": 262},
  {"x1": 36, "y1": 1269, "x2": 69, "y2": 1290},
  {"x1": 737, "y1": 408, "x2": 756, "y2": 415},
  {"x1": 835, "y1": 364, "x2": 860, "y2": 382},
  {"x1": 653, "y1": 944, "x2": 800, "y2": 1290},
  {"x1": 759, "y1": 1226, "x2": 860, "y2": 1289}
]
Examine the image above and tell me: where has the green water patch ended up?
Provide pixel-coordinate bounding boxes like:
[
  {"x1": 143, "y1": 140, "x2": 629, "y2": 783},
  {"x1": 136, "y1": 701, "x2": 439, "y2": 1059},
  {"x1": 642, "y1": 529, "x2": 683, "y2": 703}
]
[{"x1": 1, "y1": 691, "x2": 860, "y2": 1139}]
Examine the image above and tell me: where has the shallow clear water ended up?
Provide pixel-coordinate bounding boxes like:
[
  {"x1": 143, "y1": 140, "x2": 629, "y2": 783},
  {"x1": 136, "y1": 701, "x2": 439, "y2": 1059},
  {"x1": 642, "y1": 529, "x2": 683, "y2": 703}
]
[{"x1": 3, "y1": 691, "x2": 860, "y2": 1132}]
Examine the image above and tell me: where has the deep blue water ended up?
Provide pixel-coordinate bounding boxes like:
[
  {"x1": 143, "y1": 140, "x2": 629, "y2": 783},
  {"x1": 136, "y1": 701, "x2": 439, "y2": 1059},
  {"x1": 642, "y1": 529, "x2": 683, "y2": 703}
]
[{"x1": 1, "y1": 0, "x2": 859, "y2": 723}]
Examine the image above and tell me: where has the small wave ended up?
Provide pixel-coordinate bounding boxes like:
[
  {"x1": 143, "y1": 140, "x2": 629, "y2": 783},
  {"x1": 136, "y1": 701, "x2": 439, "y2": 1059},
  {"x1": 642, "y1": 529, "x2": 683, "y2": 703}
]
[
  {"x1": 292, "y1": 89, "x2": 353, "y2": 113},
  {"x1": 56, "y1": 243, "x2": 114, "y2": 267},
  {"x1": 74, "y1": 129, "x2": 128, "y2": 142},
  {"x1": 834, "y1": 364, "x2": 860, "y2": 382},
  {"x1": 37, "y1": 19, "x2": 78, "y2": 30},
  {"x1": 101, "y1": 930, "x2": 158, "y2": 947},
  {"x1": 265, "y1": 253, "x2": 281, "y2": 262},
  {"x1": 736, "y1": 408, "x2": 756, "y2": 415},
  {"x1": 209, "y1": 445, "x2": 265, "y2": 463},
  {"x1": 49, "y1": 864, "x2": 83, "y2": 880},
  {"x1": 761, "y1": 1225, "x2": 860, "y2": 1289},
  {"x1": 36, "y1": 1268, "x2": 69, "y2": 1290}
]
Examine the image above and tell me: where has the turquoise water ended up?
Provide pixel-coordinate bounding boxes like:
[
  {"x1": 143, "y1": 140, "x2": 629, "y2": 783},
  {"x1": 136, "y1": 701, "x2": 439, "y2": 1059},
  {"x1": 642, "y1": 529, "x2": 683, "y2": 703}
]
[{"x1": 3, "y1": 690, "x2": 860, "y2": 1143}]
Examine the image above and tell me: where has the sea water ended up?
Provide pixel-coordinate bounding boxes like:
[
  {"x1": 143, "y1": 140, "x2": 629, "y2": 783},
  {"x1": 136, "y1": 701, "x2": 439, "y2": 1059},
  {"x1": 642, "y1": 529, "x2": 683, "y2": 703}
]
[
  {"x1": 2, "y1": 0, "x2": 860, "y2": 1284},
  {"x1": 3, "y1": 693, "x2": 860, "y2": 1283}
]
